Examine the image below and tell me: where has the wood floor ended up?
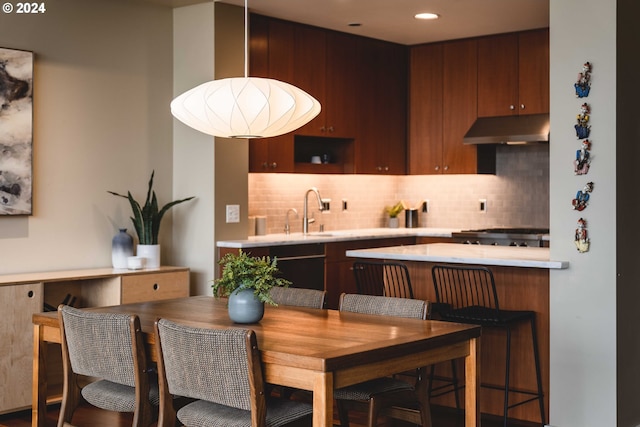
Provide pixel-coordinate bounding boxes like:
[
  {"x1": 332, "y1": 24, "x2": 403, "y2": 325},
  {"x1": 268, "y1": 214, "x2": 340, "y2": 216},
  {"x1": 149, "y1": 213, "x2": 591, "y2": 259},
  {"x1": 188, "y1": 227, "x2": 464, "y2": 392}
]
[{"x1": 0, "y1": 403, "x2": 539, "y2": 427}]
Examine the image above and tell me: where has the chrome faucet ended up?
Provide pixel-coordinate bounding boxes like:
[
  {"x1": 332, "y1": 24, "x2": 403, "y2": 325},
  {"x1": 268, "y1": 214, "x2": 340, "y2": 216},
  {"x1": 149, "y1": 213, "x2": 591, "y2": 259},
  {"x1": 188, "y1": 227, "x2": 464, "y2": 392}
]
[
  {"x1": 303, "y1": 187, "x2": 324, "y2": 234},
  {"x1": 284, "y1": 208, "x2": 298, "y2": 235}
]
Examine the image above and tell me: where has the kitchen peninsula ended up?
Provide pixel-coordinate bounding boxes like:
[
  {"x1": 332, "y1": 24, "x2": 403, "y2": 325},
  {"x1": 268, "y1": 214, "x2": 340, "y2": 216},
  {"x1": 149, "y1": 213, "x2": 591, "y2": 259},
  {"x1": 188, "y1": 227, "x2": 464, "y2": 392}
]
[{"x1": 347, "y1": 242, "x2": 568, "y2": 424}]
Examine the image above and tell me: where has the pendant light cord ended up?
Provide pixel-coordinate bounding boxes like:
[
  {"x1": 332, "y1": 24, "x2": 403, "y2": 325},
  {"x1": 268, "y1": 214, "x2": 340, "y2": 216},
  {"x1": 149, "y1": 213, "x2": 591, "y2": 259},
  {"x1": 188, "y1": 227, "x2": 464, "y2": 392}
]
[{"x1": 244, "y1": 0, "x2": 248, "y2": 78}]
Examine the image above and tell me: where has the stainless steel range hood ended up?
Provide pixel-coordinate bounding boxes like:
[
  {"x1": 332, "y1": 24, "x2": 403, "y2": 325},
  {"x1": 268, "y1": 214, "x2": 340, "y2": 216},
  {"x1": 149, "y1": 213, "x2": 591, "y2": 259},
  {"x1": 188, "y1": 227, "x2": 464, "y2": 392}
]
[{"x1": 463, "y1": 113, "x2": 550, "y2": 145}]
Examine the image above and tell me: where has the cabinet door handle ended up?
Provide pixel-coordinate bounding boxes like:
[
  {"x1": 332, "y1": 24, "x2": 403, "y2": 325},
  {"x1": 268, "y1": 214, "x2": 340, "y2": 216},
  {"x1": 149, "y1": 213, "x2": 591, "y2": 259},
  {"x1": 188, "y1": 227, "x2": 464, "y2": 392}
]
[
  {"x1": 327, "y1": 126, "x2": 334, "y2": 133},
  {"x1": 384, "y1": 166, "x2": 389, "y2": 171},
  {"x1": 376, "y1": 166, "x2": 382, "y2": 171},
  {"x1": 520, "y1": 104, "x2": 525, "y2": 110},
  {"x1": 262, "y1": 162, "x2": 269, "y2": 169},
  {"x1": 320, "y1": 126, "x2": 326, "y2": 132},
  {"x1": 153, "y1": 283, "x2": 159, "y2": 290},
  {"x1": 443, "y1": 165, "x2": 449, "y2": 171},
  {"x1": 434, "y1": 165, "x2": 440, "y2": 171},
  {"x1": 270, "y1": 162, "x2": 277, "y2": 169}
]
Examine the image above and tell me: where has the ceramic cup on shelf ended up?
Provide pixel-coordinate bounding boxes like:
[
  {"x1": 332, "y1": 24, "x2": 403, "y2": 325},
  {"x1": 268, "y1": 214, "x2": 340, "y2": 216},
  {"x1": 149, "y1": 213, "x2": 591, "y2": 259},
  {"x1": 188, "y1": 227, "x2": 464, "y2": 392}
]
[
  {"x1": 127, "y1": 256, "x2": 145, "y2": 270},
  {"x1": 311, "y1": 155, "x2": 321, "y2": 164}
]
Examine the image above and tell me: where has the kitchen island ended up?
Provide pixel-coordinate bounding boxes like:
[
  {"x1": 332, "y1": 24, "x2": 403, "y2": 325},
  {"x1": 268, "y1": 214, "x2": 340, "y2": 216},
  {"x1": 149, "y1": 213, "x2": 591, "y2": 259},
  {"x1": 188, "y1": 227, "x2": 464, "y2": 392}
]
[
  {"x1": 346, "y1": 242, "x2": 568, "y2": 269},
  {"x1": 217, "y1": 228, "x2": 458, "y2": 308},
  {"x1": 347, "y1": 243, "x2": 569, "y2": 424}
]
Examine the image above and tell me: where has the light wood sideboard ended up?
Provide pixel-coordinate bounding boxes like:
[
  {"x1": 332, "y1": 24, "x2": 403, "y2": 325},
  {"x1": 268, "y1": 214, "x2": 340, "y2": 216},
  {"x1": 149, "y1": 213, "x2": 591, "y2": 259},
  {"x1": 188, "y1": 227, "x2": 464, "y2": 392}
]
[{"x1": 0, "y1": 266, "x2": 190, "y2": 414}]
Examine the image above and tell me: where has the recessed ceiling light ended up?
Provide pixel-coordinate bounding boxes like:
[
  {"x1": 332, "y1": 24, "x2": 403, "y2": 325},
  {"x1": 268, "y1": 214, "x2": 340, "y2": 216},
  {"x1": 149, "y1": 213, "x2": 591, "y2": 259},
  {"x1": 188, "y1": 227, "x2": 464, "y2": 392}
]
[{"x1": 415, "y1": 12, "x2": 439, "y2": 20}]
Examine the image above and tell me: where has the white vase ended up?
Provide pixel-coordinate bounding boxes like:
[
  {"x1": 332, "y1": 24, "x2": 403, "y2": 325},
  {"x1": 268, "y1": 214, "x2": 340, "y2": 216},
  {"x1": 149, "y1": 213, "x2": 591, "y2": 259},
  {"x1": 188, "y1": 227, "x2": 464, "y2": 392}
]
[
  {"x1": 137, "y1": 244, "x2": 160, "y2": 268},
  {"x1": 388, "y1": 217, "x2": 399, "y2": 228}
]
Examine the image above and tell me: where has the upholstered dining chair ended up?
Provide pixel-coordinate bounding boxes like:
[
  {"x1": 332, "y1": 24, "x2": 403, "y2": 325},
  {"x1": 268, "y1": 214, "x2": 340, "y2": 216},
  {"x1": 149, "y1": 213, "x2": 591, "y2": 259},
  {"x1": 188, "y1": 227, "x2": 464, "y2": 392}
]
[
  {"x1": 334, "y1": 293, "x2": 432, "y2": 427},
  {"x1": 269, "y1": 286, "x2": 326, "y2": 309},
  {"x1": 57, "y1": 304, "x2": 159, "y2": 427},
  {"x1": 154, "y1": 318, "x2": 313, "y2": 427},
  {"x1": 268, "y1": 286, "x2": 326, "y2": 399},
  {"x1": 353, "y1": 261, "x2": 461, "y2": 412}
]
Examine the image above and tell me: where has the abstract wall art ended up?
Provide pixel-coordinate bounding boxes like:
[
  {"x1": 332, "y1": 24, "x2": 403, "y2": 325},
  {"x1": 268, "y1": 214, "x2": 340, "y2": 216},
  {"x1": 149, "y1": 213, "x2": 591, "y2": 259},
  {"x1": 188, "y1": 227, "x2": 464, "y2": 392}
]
[{"x1": 0, "y1": 47, "x2": 33, "y2": 215}]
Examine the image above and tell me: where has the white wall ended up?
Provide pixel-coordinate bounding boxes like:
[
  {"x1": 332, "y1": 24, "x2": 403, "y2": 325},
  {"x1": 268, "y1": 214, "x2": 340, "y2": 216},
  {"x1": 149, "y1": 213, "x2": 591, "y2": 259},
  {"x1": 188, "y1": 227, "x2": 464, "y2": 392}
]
[
  {"x1": 172, "y1": 2, "x2": 249, "y2": 295},
  {"x1": 172, "y1": 3, "x2": 216, "y2": 296},
  {"x1": 0, "y1": 0, "x2": 176, "y2": 274},
  {"x1": 549, "y1": 0, "x2": 618, "y2": 425}
]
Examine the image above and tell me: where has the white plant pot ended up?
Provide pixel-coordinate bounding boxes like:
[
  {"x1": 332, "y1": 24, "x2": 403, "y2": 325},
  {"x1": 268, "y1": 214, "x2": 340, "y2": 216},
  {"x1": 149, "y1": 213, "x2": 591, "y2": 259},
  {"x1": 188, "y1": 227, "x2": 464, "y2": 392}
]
[
  {"x1": 136, "y1": 244, "x2": 160, "y2": 268},
  {"x1": 388, "y1": 217, "x2": 399, "y2": 228}
]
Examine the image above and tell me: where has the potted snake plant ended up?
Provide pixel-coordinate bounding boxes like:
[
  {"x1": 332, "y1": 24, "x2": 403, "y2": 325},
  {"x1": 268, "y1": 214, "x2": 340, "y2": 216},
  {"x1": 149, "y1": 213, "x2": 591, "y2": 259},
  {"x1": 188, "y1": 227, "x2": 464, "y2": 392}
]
[{"x1": 108, "y1": 171, "x2": 194, "y2": 268}]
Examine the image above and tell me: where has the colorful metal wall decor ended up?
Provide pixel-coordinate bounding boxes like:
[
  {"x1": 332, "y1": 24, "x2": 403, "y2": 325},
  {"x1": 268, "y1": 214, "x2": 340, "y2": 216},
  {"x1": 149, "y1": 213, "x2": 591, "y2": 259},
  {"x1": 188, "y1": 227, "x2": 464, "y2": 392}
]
[
  {"x1": 574, "y1": 102, "x2": 591, "y2": 139},
  {"x1": 574, "y1": 139, "x2": 591, "y2": 175},
  {"x1": 574, "y1": 218, "x2": 590, "y2": 253},
  {"x1": 571, "y1": 62, "x2": 593, "y2": 252},
  {"x1": 572, "y1": 181, "x2": 593, "y2": 211},
  {"x1": 574, "y1": 62, "x2": 592, "y2": 98}
]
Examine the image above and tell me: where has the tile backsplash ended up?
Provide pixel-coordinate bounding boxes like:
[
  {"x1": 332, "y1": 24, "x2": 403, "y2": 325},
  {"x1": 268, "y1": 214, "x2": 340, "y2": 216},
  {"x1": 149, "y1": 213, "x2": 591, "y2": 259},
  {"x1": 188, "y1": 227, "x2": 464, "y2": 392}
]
[{"x1": 248, "y1": 144, "x2": 549, "y2": 234}]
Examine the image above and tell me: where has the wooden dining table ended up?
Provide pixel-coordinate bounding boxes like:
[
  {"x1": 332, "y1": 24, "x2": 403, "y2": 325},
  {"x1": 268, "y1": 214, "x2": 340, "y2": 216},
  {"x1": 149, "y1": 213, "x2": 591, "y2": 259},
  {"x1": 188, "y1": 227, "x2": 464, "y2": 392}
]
[{"x1": 32, "y1": 296, "x2": 481, "y2": 427}]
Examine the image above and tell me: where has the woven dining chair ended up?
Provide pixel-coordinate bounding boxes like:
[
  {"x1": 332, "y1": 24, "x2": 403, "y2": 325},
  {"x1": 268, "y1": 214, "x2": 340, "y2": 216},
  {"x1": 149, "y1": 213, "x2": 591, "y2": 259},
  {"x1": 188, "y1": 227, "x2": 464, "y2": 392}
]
[
  {"x1": 353, "y1": 260, "x2": 461, "y2": 412},
  {"x1": 154, "y1": 318, "x2": 313, "y2": 427},
  {"x1": 268, "y1": 286, "x2": 327, "y2": 398},
  {"x1": 57, "y1": 305, "x2": 159, "y2": 427},
  {"x1": 352, "y1": 261, "x2": 414, "y2": 298},
  {"x1": 269, "y1": 286, "x2": 326, "y2": 308},
  {"x1": 334, "y1": 293, "x2": 432, "y2": 427}
]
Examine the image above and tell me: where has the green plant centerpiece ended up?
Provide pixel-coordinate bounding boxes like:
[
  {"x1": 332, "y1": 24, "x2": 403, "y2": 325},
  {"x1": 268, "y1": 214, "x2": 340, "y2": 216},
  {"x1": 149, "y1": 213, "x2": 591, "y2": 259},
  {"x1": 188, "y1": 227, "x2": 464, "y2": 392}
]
[
  {"x1": 108, "y1": 171, "x2": 195, "y2": 245},
  {"x1": 213, "y1": 250, "x2": 291, "y2": 323}
]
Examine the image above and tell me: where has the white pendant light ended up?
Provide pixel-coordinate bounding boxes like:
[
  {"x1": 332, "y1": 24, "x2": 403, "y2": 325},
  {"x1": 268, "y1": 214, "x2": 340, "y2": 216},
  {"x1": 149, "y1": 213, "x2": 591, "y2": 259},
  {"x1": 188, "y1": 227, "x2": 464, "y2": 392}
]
[{"x1": 171, "y1": 0, "x2": 321, "y2": 139}]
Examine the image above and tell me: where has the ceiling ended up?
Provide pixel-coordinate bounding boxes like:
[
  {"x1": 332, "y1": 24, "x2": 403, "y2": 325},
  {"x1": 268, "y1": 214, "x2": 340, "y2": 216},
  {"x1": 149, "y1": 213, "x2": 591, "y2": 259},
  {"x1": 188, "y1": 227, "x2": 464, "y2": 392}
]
[{"x1": 139, "y1": 0, "x2": 549, "y2": 46}]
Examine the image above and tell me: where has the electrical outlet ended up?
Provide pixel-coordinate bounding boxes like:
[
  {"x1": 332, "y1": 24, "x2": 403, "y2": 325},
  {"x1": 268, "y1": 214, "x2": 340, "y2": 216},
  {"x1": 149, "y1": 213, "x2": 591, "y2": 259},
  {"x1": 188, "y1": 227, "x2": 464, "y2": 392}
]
[
  {"x1": 342, "y1": 199, "x2": 348, "y2": 211},
  {"x1": 321, "y1": 198, "x2": 331, "y2": 212},
  {"x1": 225, "y1": 204, "x2": 240, "y2": 223},
  {"x1": 479, "y1": 199, "x2": 487, "y2": 213},
  {"x1": 422, "y1": 199, "x2": 429, "y2": 213}
]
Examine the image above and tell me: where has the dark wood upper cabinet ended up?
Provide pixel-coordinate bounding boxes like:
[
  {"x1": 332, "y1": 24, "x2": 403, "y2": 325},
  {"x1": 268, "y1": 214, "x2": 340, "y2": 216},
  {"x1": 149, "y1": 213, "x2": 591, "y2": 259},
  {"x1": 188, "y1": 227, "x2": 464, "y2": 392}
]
[
  {"x1": 248, "y1": 14, "x2": 407, "y2": 174},
  {"x1": 291, "y1": 24, "x2": 327, "y2": 137},
  {"x1": 442, "y1": 38, "x2": 481, "y2": 174},
  {"x1": 408, "y1": 43, "x2": 443, "y2": 175},
  {"x1": 248, "y1": 15, "x2": 294, "y2": 173},
  {"x1": 409, "y1": 39, "x2": 484, "y2": 174},
  {"x1": 356, "y1": 38, "x2": 408, "y2": 174},
  {"x1": 477, "y1": 29, "x2": 549, "y2": 117},
  {"x1": 292, "y1": 28, "x2": 359, "y2": 139}
]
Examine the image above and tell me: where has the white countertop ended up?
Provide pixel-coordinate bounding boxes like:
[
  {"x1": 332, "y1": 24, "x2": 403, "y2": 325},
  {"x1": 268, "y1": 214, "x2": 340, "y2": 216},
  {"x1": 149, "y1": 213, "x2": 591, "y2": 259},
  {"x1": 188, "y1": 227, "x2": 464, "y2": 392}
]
[
  {"x1": 216, "y1": 227, "x2": 458, "y2": 248},
  {"x1": 346, "y1": 243, "x2": 569, "y2": 269}
]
